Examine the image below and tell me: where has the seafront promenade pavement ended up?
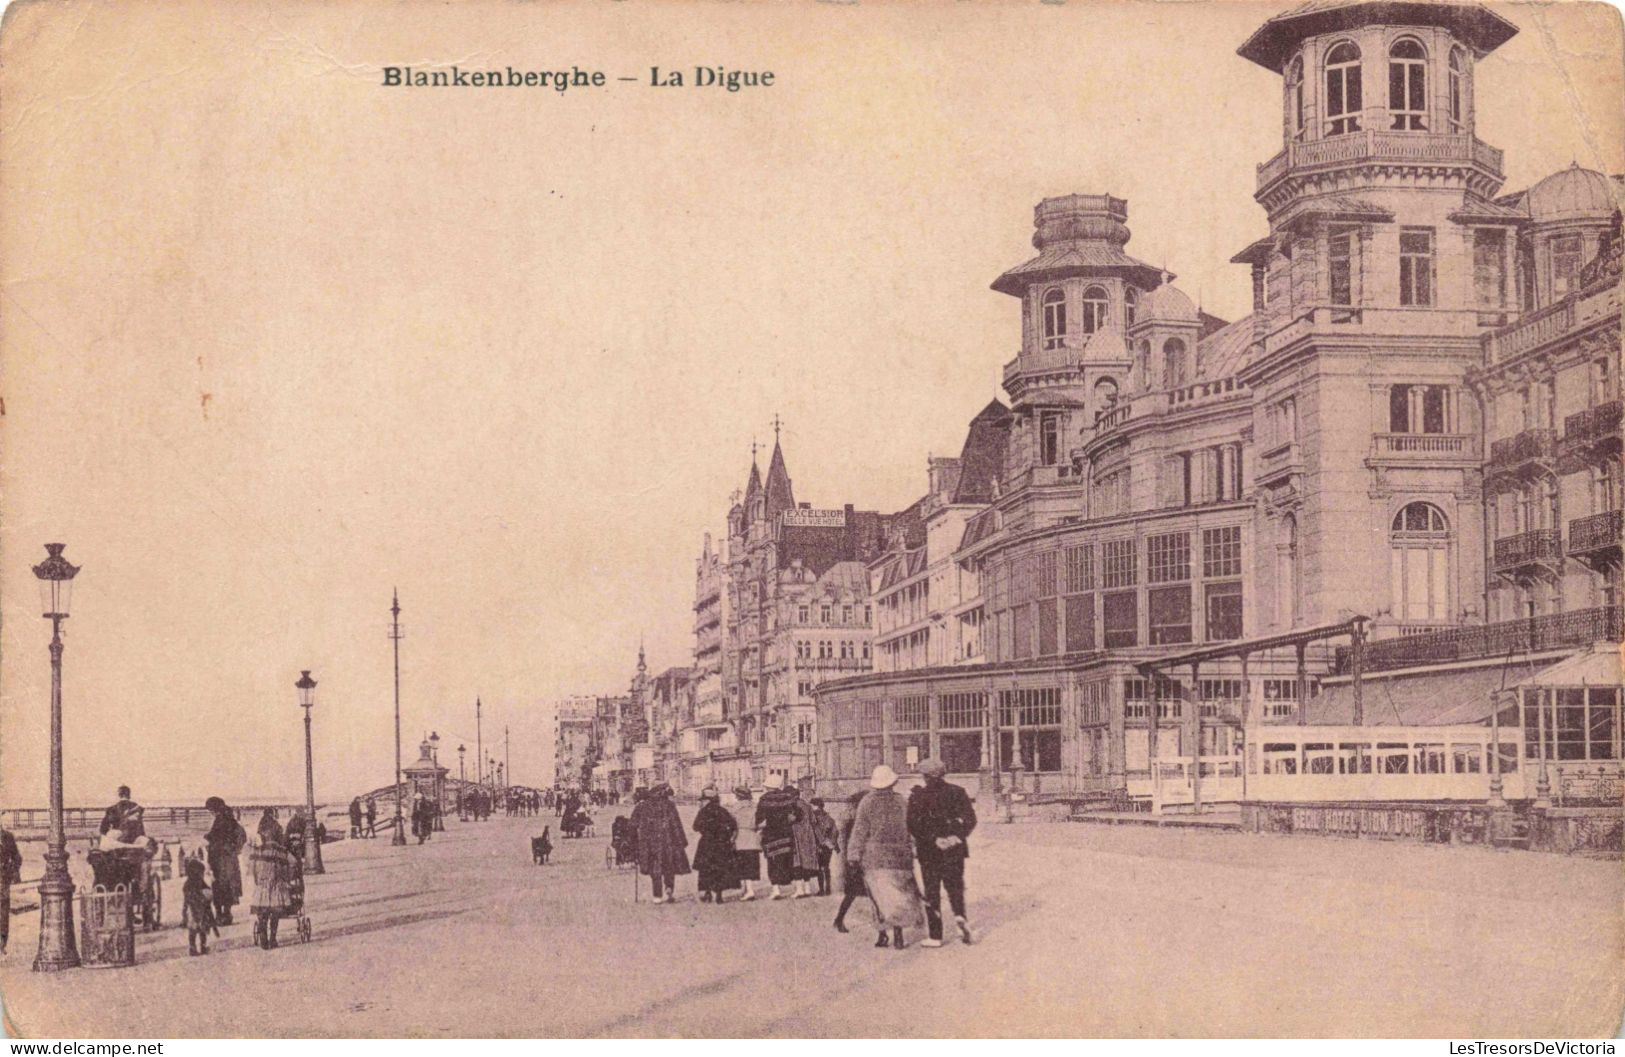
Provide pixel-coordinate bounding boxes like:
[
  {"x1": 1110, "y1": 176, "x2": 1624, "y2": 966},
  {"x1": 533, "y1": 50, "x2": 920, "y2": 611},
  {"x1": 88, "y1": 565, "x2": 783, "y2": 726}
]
[{"x1": 1, "y1": 812, "x2": 1619, "y2": 1038}]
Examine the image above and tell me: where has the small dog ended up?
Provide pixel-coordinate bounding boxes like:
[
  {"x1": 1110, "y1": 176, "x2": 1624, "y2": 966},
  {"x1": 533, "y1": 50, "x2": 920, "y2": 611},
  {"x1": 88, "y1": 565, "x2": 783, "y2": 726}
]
[
  {"x1": 531, "y1": 827, "x2": 553, "y2": 865},
  {"x1": 181, "y1": 856, "x2": 219, "y2": 956}
]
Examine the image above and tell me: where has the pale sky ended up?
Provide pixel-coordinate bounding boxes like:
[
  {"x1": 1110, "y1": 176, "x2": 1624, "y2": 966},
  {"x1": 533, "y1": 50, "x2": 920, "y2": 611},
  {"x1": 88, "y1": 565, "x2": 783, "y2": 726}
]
[{"x1": 1, "y1": 0, "x2": 1619, "y2": 805}]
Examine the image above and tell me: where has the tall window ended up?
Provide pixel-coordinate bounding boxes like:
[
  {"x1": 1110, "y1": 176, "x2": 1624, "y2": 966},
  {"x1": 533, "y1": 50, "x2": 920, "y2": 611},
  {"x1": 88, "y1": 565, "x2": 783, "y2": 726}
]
[
  {"x1": 1390, "y1": 502, "x2": 1451, "y2": 622},
  {"x1": 1551, "y1": 235, "x2": 1583, "y2": 299},
  {"x1": 1473, "y1": 228, "x2": 1507, "y2": 310},
  {"x1": 1082, "y1": 286, "x2": 1109, "y2": 334},
  {"x1": 1163, "y1": 338, "x2": 1188, "y2": 389},
  {"x1": 1329, "y1": 224, "x2": 1358, "y2": 306},
  {"x1": 1135, "y1": 341, "x2": 1152, "y2": 391},
  {"x1": 1388, "y1": 39, "x2": 1427, "y2": 130},
  {"x1": 1389, "y1": 384, "x2": 1449, "y2": 434},
  {"x1": 1287, "y1": 56, "x2": 1306, "y2": 140},
  {"x1": 1399, "y1": 228, "x2": 1434, "y2": 306},
  {"x1": 1124, "y1": 287, "x2": 1139, "y2": 327},
  {"x1": 1042, "y1": 288, "x2": 1067, "y2": 349},
  {"x1": 1448, "y1": 47, "x2": 1467, "y2": 132},
  {"x1": 1039, "y1": 411, "x2": 1062, "y2": 466},
  {"x1": 1325, "y1": 42, "x2": 1363, "y2": 135},
  {"x1": 1279, "y1": 514, "x2": 1299, "y2": 629}
]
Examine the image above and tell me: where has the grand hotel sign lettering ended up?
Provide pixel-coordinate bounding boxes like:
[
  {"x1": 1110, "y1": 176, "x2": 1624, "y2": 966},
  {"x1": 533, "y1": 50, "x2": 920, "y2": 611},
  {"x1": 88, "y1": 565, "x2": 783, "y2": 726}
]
[{"x1": 782, "y1": 509, "x2": 846, "y2": 527}]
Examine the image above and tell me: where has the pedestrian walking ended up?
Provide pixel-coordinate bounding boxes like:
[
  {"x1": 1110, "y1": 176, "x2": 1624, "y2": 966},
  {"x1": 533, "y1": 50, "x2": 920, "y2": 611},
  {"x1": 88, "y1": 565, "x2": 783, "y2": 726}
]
[
  {"x1": 285, "y1": 809, "x2": 308, "y2": 862},
  {"x1": 691, "y1": 786, "x2": 738, "y2": 904},
  {"x1": 348, "y1": 797, "x2": 363, "y2": 839},
  {"x1": 631, "y1": 784, "x2": 690, "y2": 904},
  {"x1": 726, "y1": 785, "x2": 762, "y2": 901},
  {"x1": 788, "y1": 783, "x2": 820, "y2": 898},
  {"x1": 846, "y1": 765, "x2": 922, "y2": 950},
  {"x1": 257, "y1": 807, "x2": 284, "y2": 847},
  {"x1": 181, "y1": 857, "x2": 219, "y2": 956},
  {"x1": 831, "y1": 790, "x2": 870, "y2": 933},
  {"x1": 907, "y1": 758, "x2": 977, "y2": 947},
  {"x1": 809, "y1": 797, "x2": 839, "y2": 896},
  {"x1": 203, "y1": 796, "x2": 247, "y2": 926},
  {"x1": 754, "y1": 773, "x2": 802, "y2": 899},
  {"x1": 0, "y1": 824, "x2": 21, "y2": 955},
  {"x1": 365, "y1": 798, "x2": 377, "y2": 838}
]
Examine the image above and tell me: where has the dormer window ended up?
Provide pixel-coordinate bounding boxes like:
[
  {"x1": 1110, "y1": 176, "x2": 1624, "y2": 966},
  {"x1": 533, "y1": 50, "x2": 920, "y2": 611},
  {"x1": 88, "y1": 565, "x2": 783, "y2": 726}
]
[
  {"x1": 1448, "y1": 47, "x2": 1467, "y2": 132},
  {"x1": 1124, "y1": 287, "x2": 1139, "y2": 327},
  {"x1": 1389, "y1": 39, "x2": 1427, "y2": 131},
  {"x1": 1287, "y1": 56, "x2": 1306, "y2": 141},
  {"x1": 1041, "y1": 287, "x2": 1067, "y2": 349},
  {"x1": 1082, "y1": 286, "x2": 1109, "y2": 334},
  {"x1": 1325, "y1": 42, "x2": 1362, "y2": 136}
]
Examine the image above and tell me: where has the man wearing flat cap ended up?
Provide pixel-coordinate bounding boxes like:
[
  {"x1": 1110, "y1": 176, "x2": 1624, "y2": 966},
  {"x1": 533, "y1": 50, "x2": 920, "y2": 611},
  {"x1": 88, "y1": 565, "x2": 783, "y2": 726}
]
[{"x1": 906, "y1": 757, "x2": 977, "y2": 947}]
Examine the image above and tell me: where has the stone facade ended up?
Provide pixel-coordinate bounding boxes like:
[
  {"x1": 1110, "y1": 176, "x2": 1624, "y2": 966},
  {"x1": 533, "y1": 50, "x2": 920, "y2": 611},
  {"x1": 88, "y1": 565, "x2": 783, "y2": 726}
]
[{"x1": 815, "y1": 0, "x2": 1622, "y2": 808}]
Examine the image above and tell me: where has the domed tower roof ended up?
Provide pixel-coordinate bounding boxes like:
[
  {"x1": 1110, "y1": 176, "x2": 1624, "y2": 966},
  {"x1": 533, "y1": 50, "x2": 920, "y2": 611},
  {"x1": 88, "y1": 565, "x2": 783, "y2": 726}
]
[
  {"x1": 1136, "y1": 283, "x2": 1199, "y2": 324},
  {"x1": 992, "y1": 194, "x2": 1165, "y2": 295},
  {"x1": 1238, "y1": 0, "x2": 1517, "y2": 71},
  {"x1": 1526, "y1": 164, "x2": 1618, "y2": 222}
]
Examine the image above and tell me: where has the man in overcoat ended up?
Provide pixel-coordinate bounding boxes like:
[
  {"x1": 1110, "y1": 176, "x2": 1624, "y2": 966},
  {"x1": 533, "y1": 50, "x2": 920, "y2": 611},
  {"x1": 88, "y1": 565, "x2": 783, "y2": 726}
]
[{"x1": 906, "y1": 757, "x2": 977, "y2": 947}]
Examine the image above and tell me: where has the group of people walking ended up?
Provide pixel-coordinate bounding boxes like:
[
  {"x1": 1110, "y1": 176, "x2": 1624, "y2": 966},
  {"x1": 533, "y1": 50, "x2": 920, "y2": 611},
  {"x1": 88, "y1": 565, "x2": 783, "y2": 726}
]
[{"x1": 617, "y1": 762, "x2": 976, "y2": 951}]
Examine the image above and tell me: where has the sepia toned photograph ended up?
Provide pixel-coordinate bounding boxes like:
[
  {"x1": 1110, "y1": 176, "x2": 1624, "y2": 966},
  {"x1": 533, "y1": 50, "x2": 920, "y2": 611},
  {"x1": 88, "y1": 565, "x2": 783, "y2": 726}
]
[{"x1": 0, "y1": 0, "x2": 1621, "y2": 1041}]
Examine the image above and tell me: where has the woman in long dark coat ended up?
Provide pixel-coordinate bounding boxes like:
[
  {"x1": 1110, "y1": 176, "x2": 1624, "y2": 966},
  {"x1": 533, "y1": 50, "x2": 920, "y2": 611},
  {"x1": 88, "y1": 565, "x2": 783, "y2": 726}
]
[
  {"x1": 631, "y1": 784, "x2": 690, "y2": 904},
  {"x1": 691, "y1": 786, "x2": 738, "y2": 904},
  {"x1": 754, "y1": 773, "x2": 803, "y2": 898},
  {"x1": 832, "y1": 789, "x2": 870, "y2": 932},
  {"x1": 203, "y1": 797, "x2": 247, "y2": 925}
]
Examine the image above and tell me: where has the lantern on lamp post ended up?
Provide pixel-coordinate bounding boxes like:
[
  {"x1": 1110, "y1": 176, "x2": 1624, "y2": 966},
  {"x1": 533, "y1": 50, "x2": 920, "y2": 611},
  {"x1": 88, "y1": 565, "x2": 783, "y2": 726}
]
[
  {"x1": 430, "y1": 731, "x2": 444, "y2": 831},
  {"x1": 32, "y1": 543, "x2": 80, "y2": 972},
  {"x1": 296, "y1": 670, "x2": 324, "y2": 874},
  {"x1": 457, "y1": 744, "x2": 467, "y2": 821}
]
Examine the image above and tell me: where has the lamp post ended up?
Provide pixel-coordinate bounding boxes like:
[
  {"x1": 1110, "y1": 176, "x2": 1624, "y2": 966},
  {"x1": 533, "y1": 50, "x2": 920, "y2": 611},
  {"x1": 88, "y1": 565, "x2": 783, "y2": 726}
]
[
  {"x1": 475, "y1": 697, "x2": 484, "y2": 822},
  {"x1": 296, "y1": 670, "x2": 325, "y2": 874},
  {"x1": 32, "y1": 543, "x2": 80, "y2": 972},
  {"x1": 430, "y1": 731, "x2": 444, "y2": 831},
  {"x1": 497, "y1": 763, "x2": 505, "y2": 814},
  {"x1": 390, "y1": 591, "x2": 407, "y2": 846},
  {"x1": 457, "y1": 744, "x2": 467, "y2": 821}
]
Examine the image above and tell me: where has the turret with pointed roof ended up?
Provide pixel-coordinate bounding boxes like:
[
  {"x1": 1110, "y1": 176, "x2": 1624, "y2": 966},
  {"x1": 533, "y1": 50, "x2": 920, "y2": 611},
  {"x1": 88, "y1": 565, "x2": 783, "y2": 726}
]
[{"x1": 763, "y1": 437, "x2": 796, "y2": 521}]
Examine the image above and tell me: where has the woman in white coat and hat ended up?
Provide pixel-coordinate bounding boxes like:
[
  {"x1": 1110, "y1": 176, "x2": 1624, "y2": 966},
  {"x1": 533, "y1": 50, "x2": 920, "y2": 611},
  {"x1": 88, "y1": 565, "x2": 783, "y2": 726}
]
[{"x1": 844, "y1": 765, "x2": 922, "y2": 949}]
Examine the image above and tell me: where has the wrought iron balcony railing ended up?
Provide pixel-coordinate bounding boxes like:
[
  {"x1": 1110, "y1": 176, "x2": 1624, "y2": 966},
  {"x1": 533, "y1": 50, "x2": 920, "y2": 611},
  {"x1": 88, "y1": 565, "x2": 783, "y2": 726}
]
[
  {"x1": 1568, "y1": 509, "x2": 1622, "y2": 558},
  {"x1": 1562, "y1": 400, "x2": 1623, "y2": 447},
  {"x1": 1338, "y1": 606, "x2": 1621, "y2": 673},
  {"x1": 1494, "y1": 529, "x2": 1562, "y2": 573},
  {"x1": 1488, "y1": 428, "x2": 1557, "y2": 472}
]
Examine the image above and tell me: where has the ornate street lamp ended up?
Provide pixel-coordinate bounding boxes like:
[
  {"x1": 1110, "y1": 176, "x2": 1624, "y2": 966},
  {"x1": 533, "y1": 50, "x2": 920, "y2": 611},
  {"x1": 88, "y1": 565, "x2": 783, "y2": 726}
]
[
  {"x1": 389, "y1": 592, "x2": 406, "y2": 846},
  {"x1": 430, "y1": 731, "x2": 444, "y2": 831},
  {"x1": 457, "y1": 744, "x2": 467, "y2": 821},
  {"x1": 296, "y1": 670, "x2": 324, "y2": 874},
  {"x1": 32, "y1": 543, "x2": 79, "y2": 972}
]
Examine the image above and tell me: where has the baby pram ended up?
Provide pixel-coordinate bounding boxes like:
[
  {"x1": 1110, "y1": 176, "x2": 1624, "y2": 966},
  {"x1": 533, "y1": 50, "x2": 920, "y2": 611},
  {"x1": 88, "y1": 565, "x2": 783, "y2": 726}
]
[{"x1": 607, "y1": 815, "x2": 637, "y2": 869}]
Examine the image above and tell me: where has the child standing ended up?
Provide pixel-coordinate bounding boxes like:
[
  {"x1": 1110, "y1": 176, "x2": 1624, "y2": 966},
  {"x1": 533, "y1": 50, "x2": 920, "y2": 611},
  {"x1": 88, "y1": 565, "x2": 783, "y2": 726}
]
[{"x1": 182, "y1": 857, "x2": 219, "y2": 956}]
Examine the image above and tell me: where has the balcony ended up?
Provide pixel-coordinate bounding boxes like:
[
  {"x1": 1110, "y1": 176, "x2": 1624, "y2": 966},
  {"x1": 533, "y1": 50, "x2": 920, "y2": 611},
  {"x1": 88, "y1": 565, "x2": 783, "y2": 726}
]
[
  {"x1": 1256, "y1": 131, "x2": 1503, "y2": 195},
  {"x1": 1487, "y1": 428, "x2": 1556, "y2": 483},
  {"x1": 797, "y1": 657, "x2": 871, "y2": 673},
  {"x1": 1558, "y1": 399, "x2": 1622, "y2": 473},
  {"x1": 1484, "y1": 279, "x2": 1621, "y2": 365},
  {"x1": 1567, "y1": 509, "x2": 1622, "y2": 572},
  {"x1": 1369, "y1": 432, "x2": 1475, "y2": 466},
  {"x1": 1493, "y1": 529, "x2": 1563, "y2": 579},
  {"x1": 1337, "y1": 606, "x2": 1622, "y2": 673}
]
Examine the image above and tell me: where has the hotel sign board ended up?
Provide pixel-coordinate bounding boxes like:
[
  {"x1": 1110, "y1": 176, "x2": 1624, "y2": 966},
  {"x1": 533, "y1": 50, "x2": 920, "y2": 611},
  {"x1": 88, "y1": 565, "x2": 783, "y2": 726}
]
[{"x1": 782, "y1": 509, "x2": 846, "y2": 527}]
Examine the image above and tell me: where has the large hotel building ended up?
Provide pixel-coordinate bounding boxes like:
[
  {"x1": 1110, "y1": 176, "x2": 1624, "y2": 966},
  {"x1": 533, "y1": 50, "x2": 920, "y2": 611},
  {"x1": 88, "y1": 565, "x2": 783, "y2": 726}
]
[{"x1": 813, "y1": 0, "x2": 1621, "y2": 817}]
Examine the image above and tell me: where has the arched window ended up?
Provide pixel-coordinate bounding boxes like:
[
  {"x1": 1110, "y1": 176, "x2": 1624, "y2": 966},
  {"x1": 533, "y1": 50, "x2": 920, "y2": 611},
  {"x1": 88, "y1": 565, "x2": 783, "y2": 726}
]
[
  {"x1": 1389, "y1": 39, "x2": 1427, "y2": 130},
  {"x1": 1094, "y1": 376, "x2": 1119, "y2": 407},
  {"x1": 1135, "y1": 340, "x2": 1152, "y2": 391},
  {"x1": 1448, "y1": 47, "x2": 1468, "y2": 132},
  {"x1": 1082, "y1": 286, "x2": 1109, "y2": 334},
  {"x1": 1390, "y1": 502, "x2": 1451, "y2": 622},
  {"x1": 1162, "y1": 338, "x2": 1188, "y2": 389},
  {"x1": 1287, "y1": 55, "x2": 1306, "y2": 140},
  {"x1": 1325, "y1": 42, "x2": 1363, "y2": 136},
  {"x1": 1124, "y1": 287, "x2": 1139, "y2": 327},
  {"x1": 1041, "y1": 288, "x2": 1067, "y2": 350}
]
